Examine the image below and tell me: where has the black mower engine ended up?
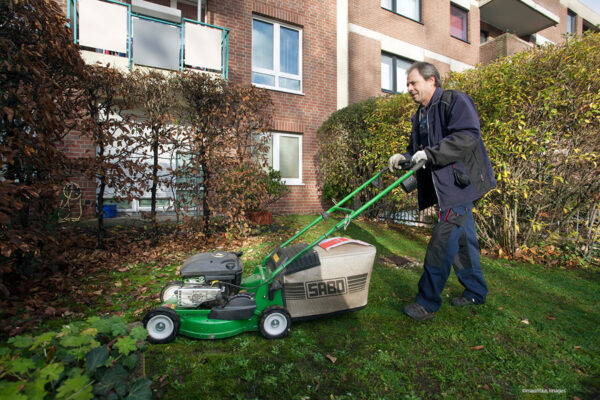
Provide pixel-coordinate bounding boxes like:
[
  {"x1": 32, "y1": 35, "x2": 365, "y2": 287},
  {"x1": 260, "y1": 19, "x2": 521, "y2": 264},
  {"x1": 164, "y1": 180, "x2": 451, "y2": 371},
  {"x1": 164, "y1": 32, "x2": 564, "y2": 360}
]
[{"x1": 161, "y1": 251, "x2": 244, "y2": 308}]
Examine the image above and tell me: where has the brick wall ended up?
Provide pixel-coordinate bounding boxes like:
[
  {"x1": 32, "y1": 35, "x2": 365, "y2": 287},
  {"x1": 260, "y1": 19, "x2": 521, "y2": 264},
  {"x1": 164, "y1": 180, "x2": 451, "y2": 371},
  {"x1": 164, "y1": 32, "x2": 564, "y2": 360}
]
[
  {"x1": 534, "y1": 0, "x2": 567, "y2": 43},
  {"x1": 59, "y1": 132, "x2": 98, "y2": 218},
  {"x1": 349, "y1": 0, "x2": 480, "y2": 66},
  {"x1": 55, "y1": 0, "x2": 336, "y2": 216},
  {"x1": 208, "y1": 0, "x2": 337, "y2": 214},
  {"x1": 348, "y1": 32, "x2": 381, "y2": 105},
  {"x1": 347, "y1": 0, "x2": 480, "y2": 103},
  {"x1": 479, "y1": 33, "x2": 533, "y2": 64}
]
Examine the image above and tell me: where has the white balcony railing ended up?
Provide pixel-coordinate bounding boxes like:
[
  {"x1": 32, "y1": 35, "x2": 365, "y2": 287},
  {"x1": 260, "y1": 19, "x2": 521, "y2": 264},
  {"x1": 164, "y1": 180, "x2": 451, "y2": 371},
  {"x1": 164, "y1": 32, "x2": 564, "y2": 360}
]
[{"x1": 67, "y1": 0, "x2": 229, "y2": 77}]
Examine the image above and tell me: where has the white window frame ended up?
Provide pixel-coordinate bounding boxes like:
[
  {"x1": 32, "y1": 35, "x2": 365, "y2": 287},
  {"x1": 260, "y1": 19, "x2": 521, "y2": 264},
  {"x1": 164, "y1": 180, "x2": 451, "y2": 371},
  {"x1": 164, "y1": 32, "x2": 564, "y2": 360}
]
[
  {"x1": 252, "y1": 17, "x2": 303, "y2": 95},
  {"x1": 271, "y1": 132, "x2": 303, "y2": 185},
  {"x1": 381, "y1": 0, "x2": 421, "y2": 23},
  {"x1": 450, "y1": 4, "x2": 469, "y2": 42},
  {"x1": 567, "y1": 10, "x2": 576, "y2": 35},
  {"x1": 381, "y1": 52, "x2": 412, "y2": 94}
]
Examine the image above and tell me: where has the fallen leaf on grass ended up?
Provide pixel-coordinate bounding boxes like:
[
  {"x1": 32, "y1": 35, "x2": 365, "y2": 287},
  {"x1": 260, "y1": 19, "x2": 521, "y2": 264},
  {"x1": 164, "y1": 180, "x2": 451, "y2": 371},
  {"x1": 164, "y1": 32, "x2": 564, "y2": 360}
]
[
  {"x1": 520, "y1": 319, "x2": 530, "y2": 325},
  {"x1": 483, "y1": 384, "x2": 490, "y2": 390},
  {"x1": 498, "y1": 307, "x2": 504, "y2": 310},
  {"x1": 546, "y1": 315, "x2": 556, "y2": 320},
  {"x1": 574, "y1": 346, "x2": 581, "y2": 350},
  {"x1": 326, "y1": 354, "x2": 337, "y2": 363},
  {"x1": 470, "y1": 345, "x2": 484, "y2": 350}
]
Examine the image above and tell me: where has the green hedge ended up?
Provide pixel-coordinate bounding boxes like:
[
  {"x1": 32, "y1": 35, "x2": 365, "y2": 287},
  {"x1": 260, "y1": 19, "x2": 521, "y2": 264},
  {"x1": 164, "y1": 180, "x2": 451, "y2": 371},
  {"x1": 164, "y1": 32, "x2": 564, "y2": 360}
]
[
  {"x1": 318, "y1": 33, "x2": 600, "y2": 257},
  {"x1": 317, "y1": 94, "x2": 418, "y2": 218}
]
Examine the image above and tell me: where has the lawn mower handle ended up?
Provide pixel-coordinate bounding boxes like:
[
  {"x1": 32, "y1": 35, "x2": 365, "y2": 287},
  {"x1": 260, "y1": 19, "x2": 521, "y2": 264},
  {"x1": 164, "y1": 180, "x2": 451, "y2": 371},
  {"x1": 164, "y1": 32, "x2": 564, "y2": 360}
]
[{"x1": 263, "y1": 159, "x2": 425, "y2": 282}]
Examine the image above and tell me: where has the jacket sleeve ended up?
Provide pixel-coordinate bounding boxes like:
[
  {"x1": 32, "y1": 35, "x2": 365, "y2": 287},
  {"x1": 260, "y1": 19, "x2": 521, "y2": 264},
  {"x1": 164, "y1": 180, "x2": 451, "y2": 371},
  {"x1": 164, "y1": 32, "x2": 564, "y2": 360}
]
[{"x1": 425, "y1": 93, "x2": 479, "y2": 167}]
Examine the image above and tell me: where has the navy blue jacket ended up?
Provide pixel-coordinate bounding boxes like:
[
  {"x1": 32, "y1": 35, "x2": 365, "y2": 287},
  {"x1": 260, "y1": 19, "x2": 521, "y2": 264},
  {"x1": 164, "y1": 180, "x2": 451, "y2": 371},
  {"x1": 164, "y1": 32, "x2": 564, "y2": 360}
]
[{"x1": 404, "y1": 87, "x2": 496, "y2": 211}]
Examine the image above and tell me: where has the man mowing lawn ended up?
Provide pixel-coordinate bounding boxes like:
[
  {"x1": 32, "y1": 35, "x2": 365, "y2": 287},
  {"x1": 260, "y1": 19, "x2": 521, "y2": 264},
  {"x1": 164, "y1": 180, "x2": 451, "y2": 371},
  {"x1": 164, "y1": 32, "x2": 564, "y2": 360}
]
[{"x1": 388, "y1": 62, "x2": 496, "y2": 321}]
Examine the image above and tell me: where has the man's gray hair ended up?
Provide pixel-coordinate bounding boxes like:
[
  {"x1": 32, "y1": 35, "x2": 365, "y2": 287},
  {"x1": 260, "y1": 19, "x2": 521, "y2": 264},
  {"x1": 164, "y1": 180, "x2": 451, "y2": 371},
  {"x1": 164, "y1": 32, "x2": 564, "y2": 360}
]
[{"x1": 408, "y1": 62, "x2": 442, "y2": 88}]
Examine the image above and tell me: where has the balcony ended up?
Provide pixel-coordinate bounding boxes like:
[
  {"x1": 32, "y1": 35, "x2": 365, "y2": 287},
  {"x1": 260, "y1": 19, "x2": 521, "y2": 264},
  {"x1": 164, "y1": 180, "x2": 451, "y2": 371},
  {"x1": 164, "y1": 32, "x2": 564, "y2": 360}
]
[
  {"x1": 67, "y1": 0, "x2": 229, "y2": 78},
  {"x1": 479, "y1": 0, "x2": 559, "y2": 37}
]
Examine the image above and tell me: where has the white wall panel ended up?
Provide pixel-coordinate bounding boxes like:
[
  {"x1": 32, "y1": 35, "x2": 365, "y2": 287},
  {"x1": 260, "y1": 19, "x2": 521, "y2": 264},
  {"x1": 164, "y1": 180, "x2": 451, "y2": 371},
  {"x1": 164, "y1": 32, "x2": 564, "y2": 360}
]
[
  {"x1": 79, "y1": 0, "x2": 128, "y2": 53},
  {"x1": 184, "y1": 22, "x2": 222, "y2": 71}
]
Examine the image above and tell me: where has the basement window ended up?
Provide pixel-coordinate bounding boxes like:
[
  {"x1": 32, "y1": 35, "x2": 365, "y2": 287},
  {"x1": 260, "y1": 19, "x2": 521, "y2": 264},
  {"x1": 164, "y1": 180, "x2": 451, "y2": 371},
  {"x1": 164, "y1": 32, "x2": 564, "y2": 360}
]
[{"x1": 267, "y1": 132, "x2": 302, "y2": 185}]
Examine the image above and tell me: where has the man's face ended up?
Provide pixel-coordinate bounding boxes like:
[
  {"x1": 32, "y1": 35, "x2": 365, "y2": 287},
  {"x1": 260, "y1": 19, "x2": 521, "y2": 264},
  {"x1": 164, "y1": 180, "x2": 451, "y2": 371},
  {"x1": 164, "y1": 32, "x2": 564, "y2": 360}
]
[{"x1": 407, "y1": 69, "x2": 436, "y2": 107}]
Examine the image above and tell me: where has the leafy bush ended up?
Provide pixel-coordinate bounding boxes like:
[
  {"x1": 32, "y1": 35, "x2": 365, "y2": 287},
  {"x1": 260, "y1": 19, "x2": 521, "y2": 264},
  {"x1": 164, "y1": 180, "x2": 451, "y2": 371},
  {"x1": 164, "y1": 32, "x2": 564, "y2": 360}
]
[
  {"x1": 173, "y1": 72, "x2": 274, "y2": 235},
  {"x1": 446, "y1": 33, "x2": 600, "y2": 255},
  {"x1": 0, "y1": 316, "x2": 151, "y2": 399},
  {"x1": 317, "y1": 94, "x2": 416, "y2": 217},
  {"x1": 318, "y1": 33, "x2": 600, "y2": 258},
  {"x1": 0, "y1": 0, "x2": 88, "y2": 276}
]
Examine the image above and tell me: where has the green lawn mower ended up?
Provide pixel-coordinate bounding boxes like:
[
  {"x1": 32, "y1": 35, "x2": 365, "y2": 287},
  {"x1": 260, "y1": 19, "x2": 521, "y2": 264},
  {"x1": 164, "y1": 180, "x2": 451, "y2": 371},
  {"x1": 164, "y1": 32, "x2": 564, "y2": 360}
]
[{"x1": 142, "y1": 160, "x2": 424, "y2": 343}]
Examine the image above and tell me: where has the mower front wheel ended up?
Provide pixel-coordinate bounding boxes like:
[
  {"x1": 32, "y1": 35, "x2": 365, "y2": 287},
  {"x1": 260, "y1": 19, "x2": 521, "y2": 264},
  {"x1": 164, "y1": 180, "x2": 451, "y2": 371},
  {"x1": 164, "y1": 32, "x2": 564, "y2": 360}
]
[
  {"x1": 143, "y1": 307, "x2": 180, "y2": 344},
  {"x1": 259, "y1": 306, "x2": 291, "y2": 339},
  {"x1": 160, "y1": 280, "x2": 184, "y2": 303}
]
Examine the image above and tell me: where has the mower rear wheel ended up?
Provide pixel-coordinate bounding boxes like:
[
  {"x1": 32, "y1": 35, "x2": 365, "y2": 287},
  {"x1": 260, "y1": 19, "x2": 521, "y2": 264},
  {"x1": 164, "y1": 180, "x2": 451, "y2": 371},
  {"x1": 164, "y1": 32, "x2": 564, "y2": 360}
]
[
  {"x1": 143, "y1": 307, "x2": 180, "y2": 344},
  {"x1": 259, "y1": 306, "x2": 291, "y2": 339},
  {"x1": 160, "y1": 281, "x2": 184, "y2": 303}
]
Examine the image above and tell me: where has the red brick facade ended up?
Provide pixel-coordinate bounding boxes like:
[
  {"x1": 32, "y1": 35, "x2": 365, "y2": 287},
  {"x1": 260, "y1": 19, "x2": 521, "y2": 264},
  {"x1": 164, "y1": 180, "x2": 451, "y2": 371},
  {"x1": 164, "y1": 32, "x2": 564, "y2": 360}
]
[
  {"x1": 348, "y1": 0, "x2": 480, "y2": 104},
  {"x1": 55, "y1": 0, "x2": 597, "y2": 216},
  {"x1": 207, "y1": 0, "x2": 337, "y2": 214},
  {"x1": 58, "y1": 132, "x2": 97, "y2": 218}
]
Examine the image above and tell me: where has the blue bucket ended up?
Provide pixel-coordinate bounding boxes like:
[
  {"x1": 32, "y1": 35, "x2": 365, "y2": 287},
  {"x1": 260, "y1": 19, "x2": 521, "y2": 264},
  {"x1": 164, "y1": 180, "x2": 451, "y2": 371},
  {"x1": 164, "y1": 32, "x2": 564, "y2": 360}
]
[{"x1": 103, "y1": 204, "x2": 117, "y2": 218}]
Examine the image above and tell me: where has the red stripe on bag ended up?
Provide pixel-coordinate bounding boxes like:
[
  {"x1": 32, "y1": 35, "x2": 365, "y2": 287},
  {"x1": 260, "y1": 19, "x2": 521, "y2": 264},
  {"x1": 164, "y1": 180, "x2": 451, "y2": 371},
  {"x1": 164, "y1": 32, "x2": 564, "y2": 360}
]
[{"x1": 444, "y1": 210, "x2": 451, "y2": 222}]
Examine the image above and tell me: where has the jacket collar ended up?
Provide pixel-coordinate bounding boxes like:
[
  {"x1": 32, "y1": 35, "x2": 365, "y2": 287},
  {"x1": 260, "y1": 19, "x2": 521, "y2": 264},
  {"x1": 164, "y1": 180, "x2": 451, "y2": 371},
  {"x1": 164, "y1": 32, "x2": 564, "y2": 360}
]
[
  {"x1": 412, "y1": 87, "x2": 444, "y2": 121},
  {"x1": 426, "y1": 87, "x2": 444, "y2": 107}
]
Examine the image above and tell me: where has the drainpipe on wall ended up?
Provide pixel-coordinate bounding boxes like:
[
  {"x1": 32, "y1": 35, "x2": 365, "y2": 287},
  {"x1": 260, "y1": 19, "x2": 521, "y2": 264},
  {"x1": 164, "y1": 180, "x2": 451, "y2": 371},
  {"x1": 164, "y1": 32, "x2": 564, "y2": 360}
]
[{"x1": 337, "y1": 0, "x2": 349, "y2": 110}]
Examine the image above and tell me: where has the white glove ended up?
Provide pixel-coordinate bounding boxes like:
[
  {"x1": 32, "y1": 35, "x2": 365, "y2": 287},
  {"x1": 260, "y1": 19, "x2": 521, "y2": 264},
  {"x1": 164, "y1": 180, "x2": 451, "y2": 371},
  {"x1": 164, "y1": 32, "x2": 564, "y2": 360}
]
[
  {"x1": 388, "y1": 153, "x2": 406, "y2": 172},
  {"x1": 411, "y1": 150, "x2": 428, "y2": 168}
]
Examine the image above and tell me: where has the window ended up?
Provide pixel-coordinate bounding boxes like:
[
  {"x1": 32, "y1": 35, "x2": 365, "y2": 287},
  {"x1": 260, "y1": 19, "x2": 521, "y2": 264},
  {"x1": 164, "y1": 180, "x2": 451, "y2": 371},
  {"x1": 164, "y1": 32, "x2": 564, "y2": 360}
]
[
  {"x1": 103, "y1": 198, "x2": 133, "y2": 210},
  {"x1": 267, "y1": 133, "x2": 302, "y2": 185},
  {"x1": 175, "y1": 152, "x2": 203, "y2": 209},
  {"x1": 480, "y1": 30, "x2": 489, "y2": 44},
  {"x1": 567, "y1": 10, "x2": 576, "y2": 35},
  {"x1": 381, "y1": 53, "x2": 412, "y2": 94},
  {"x1": 381, "y1": 0, "x2": 421, "y2": 22},
  {"x1": 139, "y1": 198, "x2": 171, "y2": 208},
  {"x1": 252, "y1": 18, "x2": 302, "y2": 93},
  {"x1": 450, "y1": 5, "x2": 468, "y2": 42}
]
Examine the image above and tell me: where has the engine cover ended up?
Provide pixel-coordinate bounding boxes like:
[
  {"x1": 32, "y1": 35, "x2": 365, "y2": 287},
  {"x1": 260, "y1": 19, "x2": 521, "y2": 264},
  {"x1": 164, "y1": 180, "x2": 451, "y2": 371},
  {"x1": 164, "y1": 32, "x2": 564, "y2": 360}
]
[
  {"x1": 180, "y1": 251, "x2": 243, "y2": 287},
  {"x1": 177, "y1": 287, "x2": 222, "y2": 308}
]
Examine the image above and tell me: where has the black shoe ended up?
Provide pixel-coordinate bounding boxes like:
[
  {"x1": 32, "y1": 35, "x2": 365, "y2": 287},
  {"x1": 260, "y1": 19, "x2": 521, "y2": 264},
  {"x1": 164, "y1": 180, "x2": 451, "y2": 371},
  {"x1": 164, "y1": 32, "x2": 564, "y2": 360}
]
[
  {"x1": 402, "y1": 302, "x2": 435, "y2": 321},
  {"x1": 451, "y1": 296, "x2": 484, "y2": 306}
]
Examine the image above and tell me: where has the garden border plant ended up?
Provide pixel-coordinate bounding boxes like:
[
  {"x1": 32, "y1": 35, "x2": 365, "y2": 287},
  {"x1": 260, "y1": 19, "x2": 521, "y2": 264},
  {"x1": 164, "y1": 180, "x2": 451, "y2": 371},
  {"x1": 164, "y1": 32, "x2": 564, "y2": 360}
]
[{"x1": 0, "y1": 315, "x2": 151, "y2": 400}]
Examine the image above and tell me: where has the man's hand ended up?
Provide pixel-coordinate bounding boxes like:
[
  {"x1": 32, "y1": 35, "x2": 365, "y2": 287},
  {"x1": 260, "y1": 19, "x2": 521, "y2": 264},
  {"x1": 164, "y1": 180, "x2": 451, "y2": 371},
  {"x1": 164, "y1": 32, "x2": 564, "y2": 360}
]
[
  {"x1": 388, "y1": 154, "x2": 406, "y2": 172},
  {"x1": 411, "y1": 150, "x2": 428, "y2": 168}
]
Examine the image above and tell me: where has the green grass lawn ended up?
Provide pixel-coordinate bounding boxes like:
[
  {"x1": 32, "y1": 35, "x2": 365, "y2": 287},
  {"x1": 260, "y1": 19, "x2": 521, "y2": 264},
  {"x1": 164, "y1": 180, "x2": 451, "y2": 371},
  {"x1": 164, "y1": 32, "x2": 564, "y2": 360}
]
[
  {"x1": 135, "y1": 215, "x2": 599, "y2": 400},
  {"x1": 10, "y1": 215, "x2": 598, "y2": 399}
]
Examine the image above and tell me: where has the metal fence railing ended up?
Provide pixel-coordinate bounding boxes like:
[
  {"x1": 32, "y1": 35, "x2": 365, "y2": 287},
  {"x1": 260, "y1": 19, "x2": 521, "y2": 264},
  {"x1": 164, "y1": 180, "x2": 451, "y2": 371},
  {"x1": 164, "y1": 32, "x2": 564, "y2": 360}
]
[{"x1": 67, "y1": 0, "x2": 229, "y2": 77}]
